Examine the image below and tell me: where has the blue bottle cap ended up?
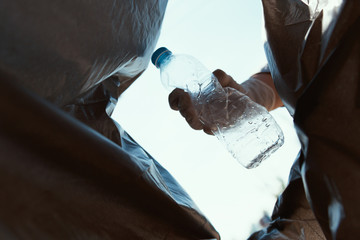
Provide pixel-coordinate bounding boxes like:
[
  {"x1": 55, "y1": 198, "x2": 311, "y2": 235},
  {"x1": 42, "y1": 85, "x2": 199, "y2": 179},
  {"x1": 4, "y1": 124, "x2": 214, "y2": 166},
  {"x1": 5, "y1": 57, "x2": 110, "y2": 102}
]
[{"x1": 151, "y1": 47, "x2": 172, "y2": 68}]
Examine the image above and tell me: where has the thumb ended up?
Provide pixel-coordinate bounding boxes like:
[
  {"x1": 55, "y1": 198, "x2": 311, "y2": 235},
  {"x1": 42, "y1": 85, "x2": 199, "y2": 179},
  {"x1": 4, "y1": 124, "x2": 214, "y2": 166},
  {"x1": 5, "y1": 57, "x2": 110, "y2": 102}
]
[
  {"x1": 213, "y1": 69, "x2": 235, "y2": 87},
  {"x1": 213, "y1": 69, "x2": 243, "y2": 92}
]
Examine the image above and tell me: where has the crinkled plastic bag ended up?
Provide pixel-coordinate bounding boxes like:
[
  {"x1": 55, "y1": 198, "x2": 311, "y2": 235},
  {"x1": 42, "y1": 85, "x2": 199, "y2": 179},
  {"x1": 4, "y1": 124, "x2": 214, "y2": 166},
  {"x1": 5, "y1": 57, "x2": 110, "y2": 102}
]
[
  {"x1": 250, "y1": 0, "x2": 360, "y2": 239},
  {"x1": 0, "y1": 0, "x2": 220, "y2": 239}
]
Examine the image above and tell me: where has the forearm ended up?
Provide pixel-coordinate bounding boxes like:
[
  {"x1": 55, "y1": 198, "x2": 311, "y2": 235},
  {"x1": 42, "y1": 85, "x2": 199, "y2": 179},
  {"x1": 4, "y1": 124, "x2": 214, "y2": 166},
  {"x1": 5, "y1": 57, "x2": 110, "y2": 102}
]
[{"x1": 239, "y1": 72, "x2": 283, "y2": 111}]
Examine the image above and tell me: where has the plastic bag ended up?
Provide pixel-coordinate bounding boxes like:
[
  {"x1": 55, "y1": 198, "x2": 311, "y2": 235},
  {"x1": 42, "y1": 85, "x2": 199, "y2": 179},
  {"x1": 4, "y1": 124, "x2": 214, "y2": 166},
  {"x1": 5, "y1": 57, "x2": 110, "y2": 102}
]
[
  {"x1": 0, "y1": 0, "x2": 220, "y2": 239},
  {"x1": 250, "y1": 0, "x2": 360, "y2": 239}
]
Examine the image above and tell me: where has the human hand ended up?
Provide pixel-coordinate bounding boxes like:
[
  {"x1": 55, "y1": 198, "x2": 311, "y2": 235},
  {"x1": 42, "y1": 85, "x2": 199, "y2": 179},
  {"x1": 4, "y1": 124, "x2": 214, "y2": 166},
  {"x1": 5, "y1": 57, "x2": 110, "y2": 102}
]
[{"x1": 168, "y1": 69, "x2": 243, "y2": 135}]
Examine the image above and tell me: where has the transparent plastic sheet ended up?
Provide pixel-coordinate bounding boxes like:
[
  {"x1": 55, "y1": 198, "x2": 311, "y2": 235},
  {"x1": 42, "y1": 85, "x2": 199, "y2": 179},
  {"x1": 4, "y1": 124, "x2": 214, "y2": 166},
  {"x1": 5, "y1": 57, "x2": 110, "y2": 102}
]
[
  {"x1": 249, "y1": 0, "x2": 360, "y2": 239},
  {"x1": 0, "y1": 1, "x2": 220, "y2": 239}
]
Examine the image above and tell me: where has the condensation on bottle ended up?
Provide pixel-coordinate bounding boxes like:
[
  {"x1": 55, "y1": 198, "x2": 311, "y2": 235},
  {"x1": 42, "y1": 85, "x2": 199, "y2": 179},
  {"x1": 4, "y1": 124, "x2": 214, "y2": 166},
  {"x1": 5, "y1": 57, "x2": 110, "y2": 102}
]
[{"x1": 151, "y1": 47, "x2": 284, "y2": 169}]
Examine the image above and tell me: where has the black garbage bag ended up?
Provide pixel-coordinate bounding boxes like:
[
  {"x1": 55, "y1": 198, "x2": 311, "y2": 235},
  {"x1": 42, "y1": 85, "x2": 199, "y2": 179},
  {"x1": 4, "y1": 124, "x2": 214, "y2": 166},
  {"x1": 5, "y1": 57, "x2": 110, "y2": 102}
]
[
  {"x1": 249, "y1": 0, "x2": 360, "y2": 239},
  {"x1": 0, "y1": 0, "x2": 220, "y2": 239}
]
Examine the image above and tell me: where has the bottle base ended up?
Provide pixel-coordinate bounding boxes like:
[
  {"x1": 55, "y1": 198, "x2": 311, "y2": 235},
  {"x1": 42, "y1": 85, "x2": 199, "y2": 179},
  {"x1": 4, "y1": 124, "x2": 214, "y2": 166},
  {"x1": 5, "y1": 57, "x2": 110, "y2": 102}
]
[{"x1": 241, "y1": 136, "x2": 284, "y2": 169}]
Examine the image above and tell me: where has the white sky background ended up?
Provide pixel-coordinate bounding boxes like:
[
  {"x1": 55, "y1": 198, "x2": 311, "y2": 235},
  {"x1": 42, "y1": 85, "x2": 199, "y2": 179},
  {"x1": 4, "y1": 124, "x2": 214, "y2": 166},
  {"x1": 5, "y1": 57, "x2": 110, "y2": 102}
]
[{"x1": 113, "y1": 0, "x2": 301, "y2": 239}]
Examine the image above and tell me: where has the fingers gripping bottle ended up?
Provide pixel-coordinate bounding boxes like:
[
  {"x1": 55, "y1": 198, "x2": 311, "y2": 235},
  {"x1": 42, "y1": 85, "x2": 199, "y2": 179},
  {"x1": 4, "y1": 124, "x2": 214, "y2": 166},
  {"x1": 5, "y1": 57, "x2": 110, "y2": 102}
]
[{"x1": 151, "y1": 47, "x2": 284, "y2": 169}]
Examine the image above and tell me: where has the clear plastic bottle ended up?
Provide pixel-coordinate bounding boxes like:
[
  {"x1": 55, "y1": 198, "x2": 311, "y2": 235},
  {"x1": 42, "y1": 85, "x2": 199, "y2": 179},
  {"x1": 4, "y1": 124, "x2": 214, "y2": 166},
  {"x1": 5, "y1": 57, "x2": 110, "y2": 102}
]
[{"x1": 151, "y1": 47, "x2": 284, "y2": 168}]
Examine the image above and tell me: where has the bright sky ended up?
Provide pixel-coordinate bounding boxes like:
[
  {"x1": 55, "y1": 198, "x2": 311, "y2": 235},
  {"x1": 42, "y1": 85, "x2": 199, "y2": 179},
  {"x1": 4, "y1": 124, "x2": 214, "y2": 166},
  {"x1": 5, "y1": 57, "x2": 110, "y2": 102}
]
[{"x1": 113, "y1": 1, "x2": 301, "y2": 239}]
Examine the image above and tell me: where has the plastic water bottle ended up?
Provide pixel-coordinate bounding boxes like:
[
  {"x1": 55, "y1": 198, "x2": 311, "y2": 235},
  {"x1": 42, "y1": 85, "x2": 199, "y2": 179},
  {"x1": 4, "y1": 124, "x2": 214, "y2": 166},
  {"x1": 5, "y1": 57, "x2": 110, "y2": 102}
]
[{"x1": 151, "y1": 47, "x2": 284, "y2": 168}]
